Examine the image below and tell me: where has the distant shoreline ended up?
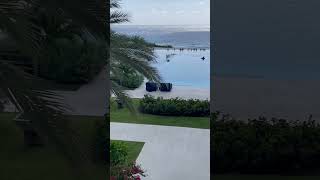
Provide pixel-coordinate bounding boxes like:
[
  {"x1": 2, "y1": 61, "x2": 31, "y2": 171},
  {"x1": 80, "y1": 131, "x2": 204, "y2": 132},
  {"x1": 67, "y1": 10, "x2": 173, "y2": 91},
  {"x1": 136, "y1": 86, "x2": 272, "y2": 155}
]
[{"x1": 151, "y1": 43, "x2": 210, "y2": 50}]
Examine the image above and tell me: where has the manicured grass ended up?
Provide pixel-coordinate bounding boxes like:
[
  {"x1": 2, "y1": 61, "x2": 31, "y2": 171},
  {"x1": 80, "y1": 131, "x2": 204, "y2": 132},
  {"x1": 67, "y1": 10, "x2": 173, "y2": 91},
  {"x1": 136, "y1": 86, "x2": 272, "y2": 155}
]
[
  {"x1": 214, "y1": 175, "x2": 320, "y2": 180},
  {"x1": 0, "y1": 113, "x2": 105, "y2": 180},
  {"x1": 110, "y1": 98, "x2": 210, "y2": 129},
  {"x1": 111, "y1": 140, "x2": 145, "y2": 163}
]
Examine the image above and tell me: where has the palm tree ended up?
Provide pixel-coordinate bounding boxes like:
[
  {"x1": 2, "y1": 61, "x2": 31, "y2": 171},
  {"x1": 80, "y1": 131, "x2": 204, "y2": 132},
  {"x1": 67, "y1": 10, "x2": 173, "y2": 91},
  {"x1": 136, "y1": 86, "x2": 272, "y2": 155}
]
[
  {"x1": 0, "y1": 0, "x2": 107, "y2": 178},
  {"x1": 0, "y1": 0, "x2": 159, "y2": 178},
  {"x1": 109, "y1": 0, "x2": 161, "y2": 111}
]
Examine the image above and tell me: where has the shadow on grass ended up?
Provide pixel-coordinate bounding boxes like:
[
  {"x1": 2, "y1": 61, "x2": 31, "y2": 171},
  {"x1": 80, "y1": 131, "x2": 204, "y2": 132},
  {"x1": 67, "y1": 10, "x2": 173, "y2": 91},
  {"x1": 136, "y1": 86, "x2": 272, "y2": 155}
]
[{"x1": 0, "y1": 112, "x2": 105, "y2": 180}]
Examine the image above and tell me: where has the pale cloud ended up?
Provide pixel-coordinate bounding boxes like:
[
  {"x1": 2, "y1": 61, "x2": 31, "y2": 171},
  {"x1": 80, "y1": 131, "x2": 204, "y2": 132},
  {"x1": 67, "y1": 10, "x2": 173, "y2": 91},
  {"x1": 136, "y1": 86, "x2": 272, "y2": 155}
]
[
  {"x1": 121, "y1": 0, "x2": 210, "y2": 25},
  {"x1": 160, "y1": 10, "x2": 168, "y2": 15},
  {"x1": 151, "y1": 8, "x2": 158, "y2": 14},
  {"x1": 192, "y1": 10, "x2": 201, "y2": 14},
  {"x1": 151, "y1": 8, "x2": 168, "y2": 15},
  {"x1": 175, "y1": 10, "x2": 185, "y2": 15}
]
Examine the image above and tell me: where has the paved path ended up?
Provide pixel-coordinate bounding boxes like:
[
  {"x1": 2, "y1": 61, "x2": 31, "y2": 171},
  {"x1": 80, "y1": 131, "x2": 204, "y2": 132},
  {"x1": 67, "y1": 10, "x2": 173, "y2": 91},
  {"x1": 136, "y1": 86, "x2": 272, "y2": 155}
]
[
  {"x1": 124, "y1": 79, "x2": 210, "y2": 100},
  {"x1": 3, "y1": 68, "x2": 107, "y2": 116},
  {"x1": 111, "y1": 122, "x2": 210, "y2": 180},
  {"x1": 53, "y1": 68, "x2": 107, "y2": 116}
]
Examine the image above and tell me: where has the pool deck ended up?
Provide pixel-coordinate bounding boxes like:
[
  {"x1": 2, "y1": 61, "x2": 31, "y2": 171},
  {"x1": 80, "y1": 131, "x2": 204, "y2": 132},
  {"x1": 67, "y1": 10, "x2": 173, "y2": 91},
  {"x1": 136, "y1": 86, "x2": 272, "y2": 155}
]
[
  {"x1": 2, "y1": 70, "x2": 209, "y2": 116},
  {"x1": 125, "y1": 80, "x2": 210, "y2": 100}
]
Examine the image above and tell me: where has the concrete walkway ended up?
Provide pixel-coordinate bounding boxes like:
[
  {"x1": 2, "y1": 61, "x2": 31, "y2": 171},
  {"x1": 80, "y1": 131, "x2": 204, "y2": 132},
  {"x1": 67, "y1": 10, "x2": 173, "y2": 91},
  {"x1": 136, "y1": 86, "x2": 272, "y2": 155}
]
[
  {"x1": 111, "y1": 122, "x2": 210, "y2": 180},
  {"x1": 1, "y1": 67, "x2": 108, "y2": 115},
  {"x1": 125, "y1": 83, "x2": 210, "y2": 100},
  {"x1": 53, "y1": 68, "x2": 107, "y2": 116}
]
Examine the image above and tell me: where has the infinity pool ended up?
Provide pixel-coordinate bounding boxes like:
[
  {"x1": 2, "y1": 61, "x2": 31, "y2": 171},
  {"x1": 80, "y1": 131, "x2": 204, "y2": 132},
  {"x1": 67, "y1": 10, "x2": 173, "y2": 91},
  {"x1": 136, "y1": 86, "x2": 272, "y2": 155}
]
[{"x1": 152, "y1": 49, "x2": 210, "y2": 89}]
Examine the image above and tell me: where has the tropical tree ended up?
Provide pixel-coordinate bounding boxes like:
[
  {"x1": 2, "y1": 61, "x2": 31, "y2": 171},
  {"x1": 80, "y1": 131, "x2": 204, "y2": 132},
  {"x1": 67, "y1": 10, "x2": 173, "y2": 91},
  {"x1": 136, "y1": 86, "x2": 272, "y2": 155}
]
[
  {"x1": 0, "y1": 0, "x2": 159, "y2": 178},
  {"x1": 0, "y1": 0, "x2": 107, "y2": 178},
  {"x1": 110, "y1": 0, "x2": 161, "y2": 111}
]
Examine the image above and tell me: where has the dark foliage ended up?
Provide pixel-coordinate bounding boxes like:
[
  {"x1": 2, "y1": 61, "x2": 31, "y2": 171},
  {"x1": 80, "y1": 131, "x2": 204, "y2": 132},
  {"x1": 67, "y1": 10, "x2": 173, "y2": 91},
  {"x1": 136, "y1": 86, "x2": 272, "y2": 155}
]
[
  {"x1": 110, "y1": 141, "x2": 129, "y2": 166},
  {"x1": 93, "y1": 120, "x2": 108, "y2": 164},
  {"x1": 212, "y1": 112, "x2": 320, "y2": 174},
  {"x1": 139, "y1": 95, "x2": 210, "y2": 117},
  {"x1": 39, "y1": 37, "x2": 105, "y2": 83},
  {"x1": 111, "y1": 64, "x2": 144, "y2": 89}
]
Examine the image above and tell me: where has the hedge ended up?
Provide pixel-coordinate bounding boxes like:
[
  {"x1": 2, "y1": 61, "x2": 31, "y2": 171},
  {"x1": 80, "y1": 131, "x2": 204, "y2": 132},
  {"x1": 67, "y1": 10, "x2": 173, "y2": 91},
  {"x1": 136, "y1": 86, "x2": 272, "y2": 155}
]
[
  {"x1": 212, "y1": 112, "x2": 320, "y2": 174},
  {"x1": 139, "y1": 95, "x2": 210, "y2": 117},
  {"x1": 111, "y1": 64, "x2": 144, "y2": 89}
]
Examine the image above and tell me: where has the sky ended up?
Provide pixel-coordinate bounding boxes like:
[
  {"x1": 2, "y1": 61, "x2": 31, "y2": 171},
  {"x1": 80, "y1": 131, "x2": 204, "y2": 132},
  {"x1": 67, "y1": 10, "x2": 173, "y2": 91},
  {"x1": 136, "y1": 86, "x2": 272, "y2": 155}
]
[{"x1": 118, "y1": 0, "x2": 210, "y2": 25}]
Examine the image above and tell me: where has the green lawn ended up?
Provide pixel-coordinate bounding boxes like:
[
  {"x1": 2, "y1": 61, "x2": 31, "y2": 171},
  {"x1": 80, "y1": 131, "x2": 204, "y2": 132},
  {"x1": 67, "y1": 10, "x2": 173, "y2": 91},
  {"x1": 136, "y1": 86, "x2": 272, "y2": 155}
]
[
  {"x1": 214, "y1": 175, "x2": 320, "y2": 180},
  {"x1": 111, "y1": 140, "x2": 144, "y2": 163},
  {"x1": 0, "y1": 113, "x2": 105, "y2": 180},
  {"x1": 110, "y1": 99, "x2": 210, "y2": 129}
]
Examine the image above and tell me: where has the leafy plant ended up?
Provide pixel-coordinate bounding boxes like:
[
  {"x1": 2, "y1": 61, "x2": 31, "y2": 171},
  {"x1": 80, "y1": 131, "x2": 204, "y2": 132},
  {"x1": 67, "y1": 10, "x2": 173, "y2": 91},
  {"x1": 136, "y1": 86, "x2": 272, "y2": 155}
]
[
  {"x1": 110, "y1": 141, "x2": 146, "y2": 179},
  {"x1": 39, "y1": 36, "x2": 105, "y2": 83},
  {"x1": 111, "y1": 64, "x2": 144, "y2": 89},
  {"x1": 110, "y1": 163, "x2": 146, "y2": 180},
  {"x1": 139, "y1": 95, "x2": 210, "y2": 117},
  {"x1": 0, "y1": 0, "x2": 107, "y2": 178},
  {"x1": 212, "y1": 112, "x2": 320, "y2": 174},
  {"x1": 110, "y1": 141, "x2": 129, "y2": 166}
]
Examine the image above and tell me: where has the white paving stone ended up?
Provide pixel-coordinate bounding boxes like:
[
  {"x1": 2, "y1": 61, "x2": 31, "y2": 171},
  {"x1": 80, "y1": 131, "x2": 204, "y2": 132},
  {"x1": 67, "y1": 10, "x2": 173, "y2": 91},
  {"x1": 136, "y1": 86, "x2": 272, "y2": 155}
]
[{"x1": 111, "y1": 122, "x2": 210, "y2": 180}]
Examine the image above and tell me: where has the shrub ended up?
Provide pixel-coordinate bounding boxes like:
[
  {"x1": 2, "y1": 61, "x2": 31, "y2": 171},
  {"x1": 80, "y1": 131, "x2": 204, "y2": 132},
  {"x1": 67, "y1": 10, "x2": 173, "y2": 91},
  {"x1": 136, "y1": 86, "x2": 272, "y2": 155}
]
[
  {"x1": 110, "y1": 141, "x2": 129, "y2": 166},
  {"x1": 111, "y1": 64, "x2": 144, "y2": 89},
  {"x1": 139, "y1": 95, "x2": 210, "y2": 117},
  {"x1": 212, "y1": 112, "x2": 320, "y2": 174},
  {"x1": 110, "y1": 163, "x2": 146, "y2": 180},
  {"x1": 110, "y1": 141, "x2": 146, "y2": 180},
  {"x1": 39, "y1": 36, "x2": 105, "y2": 83}
]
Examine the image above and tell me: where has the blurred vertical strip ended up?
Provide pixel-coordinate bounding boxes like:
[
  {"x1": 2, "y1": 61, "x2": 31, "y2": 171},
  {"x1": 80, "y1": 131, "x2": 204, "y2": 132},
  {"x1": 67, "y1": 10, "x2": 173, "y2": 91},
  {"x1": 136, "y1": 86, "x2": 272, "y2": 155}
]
[
  {"x1": 106, "y1": 0, "x2": 111, "y2": 178},
  {"x1": 210, "y1": 0, "x2": 215, "y2": 178}
]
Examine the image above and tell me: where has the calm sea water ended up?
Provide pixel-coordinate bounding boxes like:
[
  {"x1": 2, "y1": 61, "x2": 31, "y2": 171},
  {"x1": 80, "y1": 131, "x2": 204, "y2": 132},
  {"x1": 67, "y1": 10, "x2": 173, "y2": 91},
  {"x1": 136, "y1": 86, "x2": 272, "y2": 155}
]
[
  {"x1": 112, "y1": 25, "x2": 210, "y2": 49},
  {"x1": 113, "y1": 25, "x2": 210, "y2": 89}
]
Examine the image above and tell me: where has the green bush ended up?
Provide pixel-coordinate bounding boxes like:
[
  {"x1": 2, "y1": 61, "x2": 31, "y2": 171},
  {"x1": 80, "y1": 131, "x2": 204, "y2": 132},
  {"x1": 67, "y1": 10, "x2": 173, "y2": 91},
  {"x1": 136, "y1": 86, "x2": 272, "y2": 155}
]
[
  {"x1": 39, "y1": 36, "x2": 105, "y2": 83},
  {"x1": 111, "y1": 64, "x2": 144, "y2": 89},
  {"x1": 139, "y1": 95, "x2": 210, "y2": 117},
  {"x1": 212, "y1": 112, "x2": 320, "y2": 174},
  {"x1": 110, "y1": 141, "x2": 129, "y2": 166}
]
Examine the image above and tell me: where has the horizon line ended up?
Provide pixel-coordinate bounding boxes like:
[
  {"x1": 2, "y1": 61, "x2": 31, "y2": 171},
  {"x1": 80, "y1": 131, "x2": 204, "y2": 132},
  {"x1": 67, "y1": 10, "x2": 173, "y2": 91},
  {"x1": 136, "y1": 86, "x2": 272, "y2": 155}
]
[{"x1": 112, "y1": 24, "x2": 210, "y2": 26}]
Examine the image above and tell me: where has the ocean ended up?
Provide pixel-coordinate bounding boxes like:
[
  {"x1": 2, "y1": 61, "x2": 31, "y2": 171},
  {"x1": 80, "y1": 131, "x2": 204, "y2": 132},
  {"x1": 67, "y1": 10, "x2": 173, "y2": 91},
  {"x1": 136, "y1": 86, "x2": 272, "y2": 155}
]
[
  {"x1": 112, "y1": 25, "x2": 210, "y2": 89},
  {"x1": 112, "y1": 25, "x2": 210, "y2": 49}
]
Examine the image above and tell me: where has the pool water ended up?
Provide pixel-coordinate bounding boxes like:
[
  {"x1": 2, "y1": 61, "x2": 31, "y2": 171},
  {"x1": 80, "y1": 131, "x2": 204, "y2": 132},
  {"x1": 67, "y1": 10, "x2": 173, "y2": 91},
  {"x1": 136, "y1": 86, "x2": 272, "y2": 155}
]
[{"x1": 152, "y1": 49, "x2": 210, "y2": 89}]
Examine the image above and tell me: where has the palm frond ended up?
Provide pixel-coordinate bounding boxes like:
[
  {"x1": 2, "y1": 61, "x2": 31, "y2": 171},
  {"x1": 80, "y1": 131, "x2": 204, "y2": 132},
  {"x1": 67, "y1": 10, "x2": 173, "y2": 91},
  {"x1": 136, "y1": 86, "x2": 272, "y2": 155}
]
[
  {"x1": 110, "y1": 33, "x2": 161, "y2": 83},
  {"x1": 0, "y1": 0, "x2": 46, "y2": 75},
  {"x1": 0, "y1": 60, "x2": 93, "y2": 178},
  {"x1": 110, "y1": 10, "x2": 129, "y2": 24},
  {"x1": 111, "y1": 81, "x2": 135, "y2": 114},
  {"x1": 36, "y1": 0, "x2": 108, "y2": 39},
  {"x1": 110, "y1": 0, "x2": 122, "y2": 8}
]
